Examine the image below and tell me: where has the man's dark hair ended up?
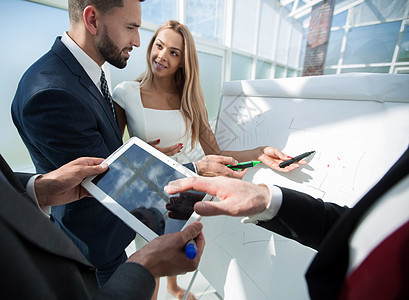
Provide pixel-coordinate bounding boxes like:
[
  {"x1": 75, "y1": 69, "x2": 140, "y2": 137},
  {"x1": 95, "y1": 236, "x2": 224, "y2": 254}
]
[{"x1": 68, "y1": 0, "x2": 145, "y2": 23}]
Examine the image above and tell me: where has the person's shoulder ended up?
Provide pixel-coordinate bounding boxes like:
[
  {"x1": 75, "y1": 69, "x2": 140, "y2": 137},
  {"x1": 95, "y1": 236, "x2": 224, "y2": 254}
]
[
  {"x1": 113, "y1": 81, "x2": 141, "y2": 105},
  {"x1": 114, "y1": 81, "x2": 141, "y2": 91}
]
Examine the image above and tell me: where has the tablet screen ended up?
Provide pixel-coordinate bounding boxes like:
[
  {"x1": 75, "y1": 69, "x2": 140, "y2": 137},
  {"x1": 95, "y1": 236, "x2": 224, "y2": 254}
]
[{"x1": 91, "y1": 142, "x2": 205, "y2": 238}]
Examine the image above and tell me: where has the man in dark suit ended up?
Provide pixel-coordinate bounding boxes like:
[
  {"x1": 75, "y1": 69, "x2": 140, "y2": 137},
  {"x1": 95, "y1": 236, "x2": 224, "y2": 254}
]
[
  {"x1": 0, "y1": 155, "x2": 204, "y2": 299},
  {"x1": 11, "y1": 0, "x2": 145, "y2": 285},
  {"x1": 165, "y1": 147, "x2": 409, "y2": 299},
  {"x1": 11, "y1": 0, "x2": 239, "y2": 286}
]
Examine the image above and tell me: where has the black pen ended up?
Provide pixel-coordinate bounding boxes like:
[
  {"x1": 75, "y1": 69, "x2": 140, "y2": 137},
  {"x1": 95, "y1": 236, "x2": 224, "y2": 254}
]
[{"x1": 279, "y1": 151, "x2": 315, "y2": 168}]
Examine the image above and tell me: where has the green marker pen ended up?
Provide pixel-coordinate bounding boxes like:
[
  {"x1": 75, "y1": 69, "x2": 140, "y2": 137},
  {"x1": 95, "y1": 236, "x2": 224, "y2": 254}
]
[{"x1": 226, "y1": 160, "x2": 262, "y2": 170}]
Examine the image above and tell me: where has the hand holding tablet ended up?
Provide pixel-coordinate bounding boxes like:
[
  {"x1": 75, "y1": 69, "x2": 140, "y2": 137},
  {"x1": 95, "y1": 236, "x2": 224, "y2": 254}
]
[{"x1": 82, "y1": 137, "x2": 213, "y2": 242}]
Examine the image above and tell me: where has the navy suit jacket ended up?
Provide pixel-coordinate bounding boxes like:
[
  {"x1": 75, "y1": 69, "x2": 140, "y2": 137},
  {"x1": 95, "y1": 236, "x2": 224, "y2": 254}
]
[
  {"x1": 12, "y1": 37, "x2": 134, "y2": 268},
  {"x1": 259, "y1": 147, "x2": 409, "y2": 299},
  {"x1": 0, "y1": 155, "x2": 155, "y2": 299}
]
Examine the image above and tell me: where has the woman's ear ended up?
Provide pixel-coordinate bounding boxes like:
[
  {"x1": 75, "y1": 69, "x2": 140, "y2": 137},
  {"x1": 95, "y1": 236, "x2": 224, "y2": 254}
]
[{"x1": 83, "y1": 6, "x2": 99, "y2": 35}]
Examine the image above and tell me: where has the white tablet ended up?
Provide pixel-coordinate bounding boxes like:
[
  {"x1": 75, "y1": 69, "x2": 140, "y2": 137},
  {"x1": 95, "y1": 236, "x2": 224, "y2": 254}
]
[{"x1": 82, "y1": 136, "x2": 213, "y2": 242}]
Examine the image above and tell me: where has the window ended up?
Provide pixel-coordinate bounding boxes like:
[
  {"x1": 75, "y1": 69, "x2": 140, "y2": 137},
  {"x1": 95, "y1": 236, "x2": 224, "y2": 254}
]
[
  {"x1": 231, "y1": 53, "x2": 252, "y2": 80},
  {"x1": 142, "y1": 0, "x2": 177, "y2": 25},
  {"x1": 275, "y1": 65, "x2": 286, "y2": 78},
  {"x1": 257, "y1": 0, "x2": 278, "y2": 59},
  {"x1": 197, "y1": 52, "x2": 224, "y2": 120},
  {"x1": 343, "y1": 22, "x2": 401, "y2": 64},
  {"x1": 276, "y1": 16, "x2": 291, "y2": 64},
  {"x1": 186, "y1": 0, "x2": 225, "y2": 43},
  {"x1": 397, "y1": 24, "x2": 409, "y2": 62},
  {"x1": 341, "y1": 66, "x2": 390, "y2": 73},
  {"x1": 232, "y1": 0, "x2": 258, "y2": 53},
  {"x1": 325, "y1": 29, "x2": 344, "y2": 66},
  {"x1": 256, "y1": 60, "x2": 271, "y2": 79},
  {"x1": 332, "y1": 10, "x2": 347, "y2": 28}
]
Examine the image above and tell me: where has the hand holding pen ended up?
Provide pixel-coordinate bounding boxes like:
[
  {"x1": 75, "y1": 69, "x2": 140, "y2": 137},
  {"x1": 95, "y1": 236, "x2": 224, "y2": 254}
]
[
  {"x1": 279, "y1": 151, "x2": 315, "y2": 168},
  {"x1": 226, "y1": 149, "x2": 314, "y2": 172}
]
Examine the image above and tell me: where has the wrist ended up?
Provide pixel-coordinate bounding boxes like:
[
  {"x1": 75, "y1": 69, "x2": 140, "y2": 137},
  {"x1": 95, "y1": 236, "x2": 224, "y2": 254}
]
[
  {"x1": 241, "y1": 183, "x2": 282, "y2": 224},
  {"x1": 255, "y1": 146, "x2": 266, "y2": 161},
  {"x1": 193, "y1": 162, "x2": 200, "y2": 175}
]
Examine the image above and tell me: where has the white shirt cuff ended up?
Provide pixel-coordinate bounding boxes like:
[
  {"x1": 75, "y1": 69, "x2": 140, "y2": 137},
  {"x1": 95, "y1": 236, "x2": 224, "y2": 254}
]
[
  {"x1": 241, "y1": 183, "x2": 283, "y2": 224},
  {"x1": 27, "y1": 174, "x2": 51, "y2": 216}
]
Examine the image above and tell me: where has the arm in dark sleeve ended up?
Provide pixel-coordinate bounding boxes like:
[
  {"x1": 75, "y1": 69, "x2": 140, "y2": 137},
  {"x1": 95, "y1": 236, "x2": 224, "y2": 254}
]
[
  {"x1": 94, "y1": 263, "x2": 155, "y2": 300},
  {"x1": 182, "y1": 162, "x2": 195, "y2": 173},
  {"x1": 258, "y1": 187, "x2": 349, "y2": 250},
  {"x1": 21, "y1": 90, "x2": 112, "y2": 169},
  {"x1": 15, "y1": 172, "x2": 35, "y2": 189}
]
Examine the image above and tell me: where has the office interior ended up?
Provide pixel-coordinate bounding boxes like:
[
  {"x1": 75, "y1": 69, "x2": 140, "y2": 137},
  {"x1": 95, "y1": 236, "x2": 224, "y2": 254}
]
[
  {"x1": 0, "y1": 0, "x2": 408, "y2": 299},
  {"x1": 1, "y1": 0, "x2": 408, "y2": 171}
]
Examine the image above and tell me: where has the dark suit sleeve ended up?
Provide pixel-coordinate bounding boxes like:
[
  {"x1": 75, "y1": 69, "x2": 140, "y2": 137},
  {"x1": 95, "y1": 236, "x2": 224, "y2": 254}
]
[
  {"x1": 21, "y1": 89, "x2": 112, "y2": 168},
  {"x1": 182, "y1": 162, "x2": 196, "y2": 173},
  {"x1": 95, "y1": 263, "x2": 155, "y2": 300},
  {"x1": 258, "y1": 187, "x2": 349, "y2": 250},
  {"x1": 15, "y1": 172, "x2": 35, "y2": 189}
]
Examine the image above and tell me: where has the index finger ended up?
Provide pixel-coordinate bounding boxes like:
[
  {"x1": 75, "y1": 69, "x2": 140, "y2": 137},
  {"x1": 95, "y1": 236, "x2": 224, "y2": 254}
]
[
  {"x1": 68, "y1": 157, "x2": 105, "y2": 167},
  {"x1": 165, "y1": 177, "x2": 217, "y2": 196},
  {"x1": 215, "y1": 156, "x2": 239, "y2": 165}
]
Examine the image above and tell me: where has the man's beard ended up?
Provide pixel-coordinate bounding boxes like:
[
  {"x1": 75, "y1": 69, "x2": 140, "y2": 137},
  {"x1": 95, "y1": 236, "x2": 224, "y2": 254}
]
[{"x1": 97, "y1": 25, "x2": 128, "y2": 69}]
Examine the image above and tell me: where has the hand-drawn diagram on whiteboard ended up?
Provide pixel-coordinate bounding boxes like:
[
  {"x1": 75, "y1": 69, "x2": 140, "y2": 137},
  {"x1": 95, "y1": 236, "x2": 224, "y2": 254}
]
[{"x1": 198, "y1": 74, "x2": 409, "y2": 300}]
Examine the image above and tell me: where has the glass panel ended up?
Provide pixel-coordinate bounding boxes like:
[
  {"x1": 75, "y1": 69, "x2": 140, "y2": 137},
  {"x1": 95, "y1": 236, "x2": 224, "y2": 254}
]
[
  {"x1": 274, "y1": 65, "x2": 285, "y2": 78},
  {"x1": 255, "y1": 60, "x2": 271, "y2": 79},
  {"x1": 231, "y1": 53, "x2": 252, "y2": 81},
  {"x1": 324, "y1": 68, "x2": 337, "y2": 75},
  {"x1": 186, "y1": 0, "x2": 225, "y2": 43},
  {"x1": 142, "y1": 0, "x2": 177, "y2": 25},
  {"x1": 332, "y1": 10, "x2": 347, "y2": 28},
  {"x1": 287, "y1": 69, "x2": 296, "y2": 77},
  {"x1": 232, "y1": 0, "x2": 258, "y2": 53},
  {"x1": 395, "y1": 68, "x2": 409, "y2": 74},
  {"x1": 325, "y1": 29, "x2": 344, "y2": 66},
  {"x1": 298, "y1": 28, "x2": 308, "y2": 71},
  {"x1": 350, "y1": 0, "x2": 407, "y2": 26},
  {"x1": 276, "y1": 17, "x2": 291, "y2": 64},
  {"x1": 343, "y1": 22, "x2": 400, "y2": 64},
  {"x1": 257, "y1": 0, "x2": 278, "y2": 59},
  {"x1": 397, "y1": 25, "x2": 409, "y2": 62},
  {"x1": 340, "y1": 66, "x2": 390, "y2": 73},
  {"x1": 197, "y1": 51, "x2": 223, "y2": 120},
  {"x1": 288, "y1": 25, "x2": 303, "y2": 68}
]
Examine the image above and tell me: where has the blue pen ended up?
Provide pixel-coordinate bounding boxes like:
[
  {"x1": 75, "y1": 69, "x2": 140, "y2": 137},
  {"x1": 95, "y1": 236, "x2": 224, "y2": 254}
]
[{"x1": 185, "y1": 239, "x2": 197, "y2": 259}]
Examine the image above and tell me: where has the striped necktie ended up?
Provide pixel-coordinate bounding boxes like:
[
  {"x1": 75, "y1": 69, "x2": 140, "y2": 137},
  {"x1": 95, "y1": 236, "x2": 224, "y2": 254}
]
[{"x1": 100, "y1": 70, "x2": 116, "y2": 121}]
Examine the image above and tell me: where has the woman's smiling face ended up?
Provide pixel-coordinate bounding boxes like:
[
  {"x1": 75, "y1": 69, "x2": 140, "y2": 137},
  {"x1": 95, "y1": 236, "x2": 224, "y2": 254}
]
[{"x1": 150, "y1": 28, "x2": 184, "y2": 78}]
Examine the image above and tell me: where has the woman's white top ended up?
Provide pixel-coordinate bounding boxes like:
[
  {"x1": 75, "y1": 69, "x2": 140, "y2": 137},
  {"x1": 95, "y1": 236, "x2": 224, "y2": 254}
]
[{"x1": 113, "y1": 81, "x2": 191, "y2": 163}]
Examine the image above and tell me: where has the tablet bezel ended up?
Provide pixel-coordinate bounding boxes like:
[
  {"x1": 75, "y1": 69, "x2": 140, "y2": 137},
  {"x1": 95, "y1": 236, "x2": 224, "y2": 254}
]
[{"x1": 82, "y1": 136, "x2": 211, "y2": 242}]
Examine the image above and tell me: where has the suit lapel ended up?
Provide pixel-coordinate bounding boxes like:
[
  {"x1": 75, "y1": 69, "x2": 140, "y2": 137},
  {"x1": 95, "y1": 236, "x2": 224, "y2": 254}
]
[
  {"x1": 0, "y1": 156, "x2": 92, "y2": 267},
  {"x1": 51, "y1": 37, "x2": 122, "y2": 141},
  {"x1": 306, "y1": 147, "x2": 409, "y2": 299}
]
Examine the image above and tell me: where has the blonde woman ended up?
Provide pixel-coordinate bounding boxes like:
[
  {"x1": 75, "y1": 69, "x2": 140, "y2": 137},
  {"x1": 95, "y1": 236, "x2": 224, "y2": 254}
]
[
  {"x1": 113, "y1": 20, "x2": 301, "y2": 170},
  {"x1": 113, "y1": 20, "x2": 304, "y2": 300}
]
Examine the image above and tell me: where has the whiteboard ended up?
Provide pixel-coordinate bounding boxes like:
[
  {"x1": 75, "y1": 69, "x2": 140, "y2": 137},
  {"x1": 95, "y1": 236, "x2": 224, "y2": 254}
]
[{"x1": 199, "y1": 73, "x2": 409, "y2": 299}]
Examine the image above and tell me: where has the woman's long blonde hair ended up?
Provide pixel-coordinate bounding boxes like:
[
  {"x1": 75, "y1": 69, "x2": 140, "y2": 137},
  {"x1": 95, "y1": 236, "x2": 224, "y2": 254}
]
[{"x1": 137, "y1": 20, "x2": 208, "y2": 148}]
